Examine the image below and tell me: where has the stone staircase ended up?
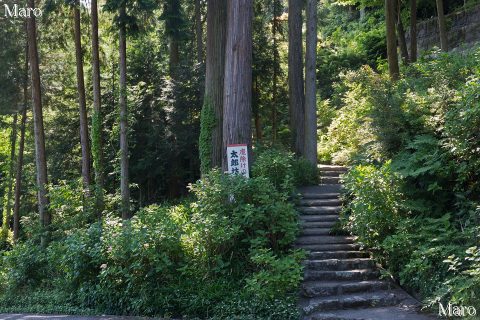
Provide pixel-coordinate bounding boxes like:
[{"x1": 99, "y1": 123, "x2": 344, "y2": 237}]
[{"x1": 296, "y1": 165, "x2": 437, "y2": 320}]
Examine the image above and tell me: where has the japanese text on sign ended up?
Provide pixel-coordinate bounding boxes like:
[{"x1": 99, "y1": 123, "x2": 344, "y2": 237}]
[{"x1": 227, "y1": 144, "x2": 249, "y2": 178}]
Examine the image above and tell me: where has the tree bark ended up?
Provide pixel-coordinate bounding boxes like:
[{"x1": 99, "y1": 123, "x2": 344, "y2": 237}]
[
  {"x1": 90, "y1": 0, "x2": 105, "y2": 216},
  {"x1": 13, "y1": 107, "x2": 26, "y2": 241},
  {"x1": 254, "y1": 114, "x2": 262, "y2": 141},
  {"x1": 288, "y1": 0, "x2": 305, "y2": 156},
  {"x1": 14, "y1": 45, "x2": 29, "y2": 242},
  {"x1": 253, "y1": 77, "x2": 262, "y2": 141},
  {"x1": 410, "y1": 0, "x2": 417, "y2": 62},
  {"x1": 396, "y1": 1, "x2": 410, "y2": 64},
  {"x1": 27, "y1": 0, "x2": 50, "y2": 246},
  {"x1": 73, "y1": 1, "x2": 92, "y2": 196},
  {"x1": 436, "y1": 0, "x2": 448, "y2": 51},
  {"x1": 272, "y1": 0, "x2": 280, "y2": 144},
  {"x1": 119, "y1": 4, "x2": 131, "y2": 220},
  {"x1": 385, "y1": 0, "x2": 399, "y2": 80},
  {"x1": 195, "y1": 0, "x2": 203, "y2": 64},
  {"x1": 164, "y1": 0, "x2": 182, "y2": 76},
  {"x1": 222, "y1": 0, "x2": 253, "y2": 171},
  {"x1": 2, "y1": 113, "x2": 18, "y2": 233},
  {"x1": 169, "y1": 38, "x2": 180, "y2": 75},
  {"x1": 200, "y1": 0, "x2": 227, "y2": 171},
  {"x1": 304, "y1": 0, "x2": 318, "y2": 166}
]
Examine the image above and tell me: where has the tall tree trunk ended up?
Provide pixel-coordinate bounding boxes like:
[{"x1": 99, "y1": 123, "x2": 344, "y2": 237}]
[
  {"x1": 396, "y1": 1, "x2": 410, "y2": 64},
  {"x1": 253, "y1": 77, "x2": 263, "y2": 141},
  {"x1": 195, "y1": 0, "x2": 203, "y2": 64},
  {"x1": 73, "y1": 0, "x2": 92, "y2": 196},
  {"x1": 304, "y1": 0, "x2": 318, "y2": 166},
  {"x1": 169, "y1": 38, "x2": 180, "y2": 75},
  {"x1": 360, "y1": 7, "x2": 366, "y2": 21},
  {"x1": 385, "y1": 0, "x2": 399, "y2": 80},
  {"x1": 164, "y1": 0, "x2": 182, "y2": 77},
  {"x1": 288, "y1": 0, "x2": 305, "y2": 156},
  {"x1": 2, "y1": 113, "x2": 18, "y2": 233},
  {"x1": 410, "y1": 0, "x2": 417, "y2": 62},
  {"x1": 13, "y1": 107, "x2": 27, "y2": 242},
  {"x1": 14, "y1": 44, "x2": 29, "y2": 242},
  {"x1": 436, "y1": 0, "x2": 448, "y2": 51},
  {"x1": 199, "y1": 0, "x2": 227, "y2": 172},
  {"x1": 272, "y1": 0, "x2": 280, "y2": 144},
  {"x1": 90, "y1": 0, "x2": 105, "y2": 216},
  {"x1": 119, "y1": 4, "x2": 131, "y2": 220},
  {"x1": 254, "y1": 113, "x2": 262, "y2": 141},
  {"x1": 222, "y1": 0, "x2": 253, "y2": 171},
  {"x1": 397, "y1": 20, "x2": 409, "y2": 63},
  {"x1": 27, "y1": 0, "x2": 50, "y2": 247}
]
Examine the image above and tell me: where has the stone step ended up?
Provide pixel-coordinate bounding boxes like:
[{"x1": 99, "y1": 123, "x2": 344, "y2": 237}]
[
  {"x1": 301, "y1": 221, "x2": 337, "y2": 228},
  {"x1": 321, "y1": 170, "x2": 344, "y2": 177},
  {"x1": 301, "y1": 192, "x2": 341, "y2": 200},
  {"x1": 321, "y1": 177, "x2": 341, "y2": 184},
  {"x1": 298, "y1": 243, "x2": 361, "y2": 252},
  {"x1": 299, "y1": 215, "x2": 340, "y2": 222},
  {"x1": 305, "y1": 258, "x2": 375, "y2": 271},
  {"x1": 301, "y1": 290, "x2": 404, "y2": 315},
  {"x1": 296, "y1": 236, "x2": 357, "y2": 245},
  {"x1": 306, "y1": 305, "x2": 433, "y2": 320},
  {"x1": 318, "y1": 165, "x2": 348, "y2": 172},
  {"x1": 301, "y1": 280, "x2": 392, "y2": 298},
  {"x1": 317, "y1": 184, "x2": 343, "y2": 189},
  {"x1": 308, "y1": 251, "x2": 370, "y2": 259},
  {"x1": 299, "y1": 199, "x2": 342, "y2": 207},
  {"x1": 301, "y1": 228, "x2": 332, "y2": 236},
  {"x1": 298, "y1": 206, "x2": 341, "y2": 215},
  {"x1": 303, "y1": 269, "x2": 380, "y2": 282}
]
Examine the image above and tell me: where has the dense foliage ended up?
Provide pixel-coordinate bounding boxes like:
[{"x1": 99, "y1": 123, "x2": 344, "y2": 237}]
[
  {"x1": 0, "y1": 149, "x2": 310, "y2": 319},
  {"x1": 320, "y1": 48, "x2": 480, "y2": 312}
]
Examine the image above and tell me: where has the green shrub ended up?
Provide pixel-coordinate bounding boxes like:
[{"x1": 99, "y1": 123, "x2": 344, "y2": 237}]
[
  {"x1": 444, "y1": 73, "x2": 480, "y2": 196},
  {"x1": 0, "y1": 288, "x2": 96, "y2": 315},
  {"x1": 436, "y1": 245, "x2": 480, "y2": 312},
  {"x1": 381, "y1": 214, "x2": 469, "y2": 297},
  {"x1": 210, "y1": 294, "x2": 300, "y2": 320},
  {"x1": 391, "y1": 135, "x2": 456, "y2": 218},
  {"x1": 252, "y1": 148, "x2": 296, "y2": 193},
  {"x1": 47, "y1": 181, "x2": 95, "y2": 237},
  {"x1": 246, "y1": 248, "x2": 304, "y2": 300},
  {"x1": 318, "y1": 67, "x2": 388, "y2": 164},
  {"x1": 292, "y1": 157, "x2": 319, "y2": 186},
  {"x1": 88, "y1": 206, "x2": 184, "y2": 315},
  {"x1": 341, "y1": 161, "x2": 404, "y2": 249},
  {"x1": 0, "y1": 150, "x2": 305, "y2": 318},
  {"x1": 48, "y1": 223, "x2": 103, "y2": 299},
  {"x1": 186, "y1": 170, "x2": 299, "y2": 271},
  {"x1": 253, "y1": 148, "x2": 319, "y2": 190},
  {"x1": 179, "y1": 169, "x2": 303, "y2": 317},
  {"x1": 1, "y1": 241, "x2": 51, "y2": 290}
]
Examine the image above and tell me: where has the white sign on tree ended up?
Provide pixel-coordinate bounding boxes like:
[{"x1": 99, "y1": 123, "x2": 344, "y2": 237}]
[{"x1": 227, "y1": 144, "x2": 249, "y2": 178}]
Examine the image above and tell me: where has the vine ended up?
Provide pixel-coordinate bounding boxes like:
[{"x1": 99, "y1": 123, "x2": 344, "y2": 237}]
[{"x1": 199, "y1": 97, "x2": 216, "y2": 175}]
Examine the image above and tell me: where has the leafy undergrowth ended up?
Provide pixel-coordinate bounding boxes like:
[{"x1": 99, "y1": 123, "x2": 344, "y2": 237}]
[
  {"x1": 0, "y1": 289, "x2": 98, "y2": 315},
  {"x1": 0, "y1": 148, "x2": 314, "y2": 319}
]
